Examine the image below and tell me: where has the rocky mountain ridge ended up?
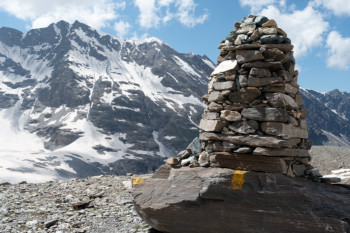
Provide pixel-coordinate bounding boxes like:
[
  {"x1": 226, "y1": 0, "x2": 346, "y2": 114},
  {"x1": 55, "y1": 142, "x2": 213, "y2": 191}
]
[{"x1": 0, "y1": 20, "x2": 213, "y2": 183}]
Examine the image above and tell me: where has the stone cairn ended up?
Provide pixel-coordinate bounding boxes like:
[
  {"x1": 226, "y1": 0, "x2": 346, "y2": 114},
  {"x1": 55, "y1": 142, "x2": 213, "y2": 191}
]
[{"x1": 172, "y1": 15, "x2": 319, "y2": 178}]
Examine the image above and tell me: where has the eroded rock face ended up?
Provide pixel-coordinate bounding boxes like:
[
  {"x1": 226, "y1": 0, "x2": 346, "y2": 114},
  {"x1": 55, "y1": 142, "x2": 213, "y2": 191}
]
[{"x1": 133, "y1": 166, "x2": 350, "y2": 233}]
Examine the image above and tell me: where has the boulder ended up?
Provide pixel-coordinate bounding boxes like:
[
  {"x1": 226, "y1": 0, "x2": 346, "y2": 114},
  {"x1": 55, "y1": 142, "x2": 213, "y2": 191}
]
[{"x1": 133, "y1": 167, "x2": 350, "y2": 233}]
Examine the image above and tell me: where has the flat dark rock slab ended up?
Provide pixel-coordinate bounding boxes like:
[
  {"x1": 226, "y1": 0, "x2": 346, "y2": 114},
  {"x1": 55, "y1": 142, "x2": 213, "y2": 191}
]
[{"x1": 133, "y1": 166, "x2": 350, "y2": 233}]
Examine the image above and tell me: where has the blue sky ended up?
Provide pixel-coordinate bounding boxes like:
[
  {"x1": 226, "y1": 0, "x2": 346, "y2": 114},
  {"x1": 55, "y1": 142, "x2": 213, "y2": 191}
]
[{"x1": 0, "y1": 0, "x2": 350, "y2": 92}]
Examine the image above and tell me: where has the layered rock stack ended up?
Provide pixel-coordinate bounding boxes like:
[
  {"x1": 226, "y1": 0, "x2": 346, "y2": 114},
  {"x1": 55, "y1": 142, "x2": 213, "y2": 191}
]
[
  {"x1": 134, "y1": 16, "x2": 350, "y2": 233},
  {"x1": 186, "y1": 15, "x2": 312, "y2": 177}
]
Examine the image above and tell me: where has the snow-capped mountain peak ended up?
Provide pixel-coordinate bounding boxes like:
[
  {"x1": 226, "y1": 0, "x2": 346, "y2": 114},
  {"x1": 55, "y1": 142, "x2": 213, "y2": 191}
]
[{"x1": 0, "y1": 21, "x2": 214, "y2": 183}]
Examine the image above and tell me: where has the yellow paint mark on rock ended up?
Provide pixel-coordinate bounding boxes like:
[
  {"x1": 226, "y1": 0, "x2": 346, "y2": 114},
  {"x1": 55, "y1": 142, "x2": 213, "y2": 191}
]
[
  {"x1": 132, "y1": 177, "x2": 146, "y2": 187},
  {"x1": 232, "y1": 170, "x2": 247, "y2": 189}
]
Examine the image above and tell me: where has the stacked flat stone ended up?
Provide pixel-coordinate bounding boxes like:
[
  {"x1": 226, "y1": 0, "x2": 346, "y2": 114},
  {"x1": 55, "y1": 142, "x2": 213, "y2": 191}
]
[{"x1": 196, "y1": 15, "x2": 313, "y2": 177}]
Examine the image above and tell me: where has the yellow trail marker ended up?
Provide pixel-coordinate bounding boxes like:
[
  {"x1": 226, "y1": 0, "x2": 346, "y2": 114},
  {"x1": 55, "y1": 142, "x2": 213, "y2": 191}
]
[
  {"x1": 231, "y1": 170, "x2": 247, "y2": 190},
  {"x1": 132, "y1": 177, "x2": 146, "y2": 187}
]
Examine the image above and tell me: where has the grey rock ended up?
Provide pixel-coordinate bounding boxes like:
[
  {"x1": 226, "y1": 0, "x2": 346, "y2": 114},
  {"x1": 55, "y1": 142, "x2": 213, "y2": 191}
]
[
  {"x1": 321, "y1": 177, "x2": 342, "y2": 184},
  {"x1": 208, "y1": 91, "x2": 224, "y2": 102},
  {"x1": 198, "y1": 151, "x2": 209, "y2": 164},
  {"x1": 260, "y1": 122, "x2": 309, "y2": 139},
  {"x1": 208, "y1": 102, "x2": 223, "y2": 112},
  {"x1": 238, "y1": 74, "x2": 248, "y2": 88},
  {"x1": 266, "y1": 93, "x2": 299, "y2": 109},
  {"x1": 133, "y1": 167, "x2": 350, "y2": 233},
  {"x1": 220, "y1": 110, "x2": 242, "y2": 121},
  {"x1": 236, "y1": 50, "x2": 265, "y2": 64},
  {"x1": 249, "y1": 67, "x2": 271, "y2": 78},
  {"x1": 229, "y1": 87, "x2": 261, "y2": 104},
  {"x1": 241, "y1": 107, "x2": 289, "y2": 122},
  {"x1": 213, "y1": 152, "x2": 287, "y2": 173},
  {"x1": 199, "y1": 119, "x2": 227, "y2": 132},
  {"x1": 262, "y1": 48, "x2": 287, "y2": 62},
  {"x1": 253, "y1": 147, "x2": 310, "y2": 157},
  {"x1": 211, "y1": 60, "x2": 238, "y2": 76},
  {"x1": 260, "y1": 35, "x2": 286, "y2": 44},
  {"x1": 200, "y1": 132, "x2": 300, "y2": 148},
  {"x1": 241, "y1": 61, "x2": 284, "y2": 71},
  {"x1": 263, "y1": 83, "x2": 299, "y2": 94},
  {"x1": 228, "y1": 120, "x2": 259, "y2": 134},
  {"x1": 233, "y1": 147, "x2": 253, "y2": 153},
  {"x1": 212, "y1": 81, "x2": 236, "y2": 91},
  {"x1": 202, "y1": 112, "x2": 220, "y2": 120},
  {"x1": 292, "y1": 164, "x2": 306, "y2": 177},
  {"x1": 247, "y1": 76, "x2": 283, "y2": 87},
  {"x1": 277, "y1": 70, "x2": 293, "y2": 82}
]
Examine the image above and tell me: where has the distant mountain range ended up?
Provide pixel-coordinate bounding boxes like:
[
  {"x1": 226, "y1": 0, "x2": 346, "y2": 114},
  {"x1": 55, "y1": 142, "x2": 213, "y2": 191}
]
[
  {"x1": 0, "y1": 21, "x2": 348, "y2": 182},
  {"x1": 301, "y1": 88, "x2": 350, "y2": 147}
]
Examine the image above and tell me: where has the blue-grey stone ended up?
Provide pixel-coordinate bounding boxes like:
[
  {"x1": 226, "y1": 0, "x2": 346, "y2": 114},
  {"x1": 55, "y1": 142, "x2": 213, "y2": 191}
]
[
  {"x1": 254, "y1": 16, "x2": 269, "y2": 27},
  {"x1": 199, "y1": 162, "x2": 210, "y2": 167},
  {"x1": 284, "y1": 37, "x2": 291, "y2": 44},
  {"x1": 260, "y1": 35, "x2": 285, "y2": 44}
]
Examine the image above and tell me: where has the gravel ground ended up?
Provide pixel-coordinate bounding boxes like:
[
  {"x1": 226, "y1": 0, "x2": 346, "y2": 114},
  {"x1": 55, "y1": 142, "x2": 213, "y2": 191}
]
[
  {"x1": 310, "y1": 146, "x2": 350, "y2": 184},
  {"x1": 0, "y1": 174, "x2": 153, "y2": 233}
]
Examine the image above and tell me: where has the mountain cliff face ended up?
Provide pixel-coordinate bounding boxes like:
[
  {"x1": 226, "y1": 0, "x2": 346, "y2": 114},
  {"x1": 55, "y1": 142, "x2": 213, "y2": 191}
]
[
  {"x1": 301, "y1": 88, "x2": 350, "y2": 147},
  {"x1": 0, "y1": 21, "x2": 214, "y2": 182}
]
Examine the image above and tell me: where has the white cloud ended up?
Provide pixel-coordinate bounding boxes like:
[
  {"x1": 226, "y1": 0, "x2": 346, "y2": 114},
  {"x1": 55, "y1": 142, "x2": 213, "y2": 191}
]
[
  {"x1": 114, "y1": 21, "x2": 131, "y2": 38},
  {"x1": 239, "y1": 0, "x2": 277, "y2": 13},
  {"x1": 0, "y1": 0, "x2": 125, "y2": 29},
  {"x1": 134, "y1": 0, "x2": 160, "y2": 29},
  {"x1": 313, "y1": 0, "x2": 350, "y2": 16},
  {"x1": 326, "y1": 31, "x2": 350, "y2": 70},
  {"x1": 175, "y1": 0, "x2": 208, "y2": 27},
  {"x1": 158, "y1": 0, "x2": 175, "y2": 7},
  {"x1": 133, "y1": 0, "x2": 208, "y2": 29},
  {"x1": 260, "y1": 4, "x2": 329, "y2": 57}
]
